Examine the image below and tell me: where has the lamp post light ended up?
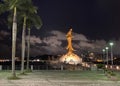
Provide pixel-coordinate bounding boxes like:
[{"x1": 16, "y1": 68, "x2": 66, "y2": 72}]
[
  {"x1": 105, "y1": 47, "x2": 109, "y2": 66},
  {"x1": 109, "y1": 42, "x2": 114, "y2": 66}
]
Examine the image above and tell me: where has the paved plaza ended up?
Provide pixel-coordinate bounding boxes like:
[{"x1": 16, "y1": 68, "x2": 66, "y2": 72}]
[{"x1": 0, "y1": 71, "x2": 120, "y2": 86}]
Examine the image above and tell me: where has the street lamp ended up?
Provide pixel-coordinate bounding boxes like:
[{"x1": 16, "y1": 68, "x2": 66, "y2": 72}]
[
  {"x1": 109, "y1": 42, "x2": 114, "y2": 65},
  {"x1": 105, "y1": 47, "x2": 109, "y2": 66},
  {"x1": 102, "y1": 49, "x2": 105, "y2": 64}
]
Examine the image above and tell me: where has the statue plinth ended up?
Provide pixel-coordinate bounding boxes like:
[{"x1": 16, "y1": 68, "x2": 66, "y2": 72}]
[{"x1": 60, "y1": 52, "x2": 82, "y2": 65}]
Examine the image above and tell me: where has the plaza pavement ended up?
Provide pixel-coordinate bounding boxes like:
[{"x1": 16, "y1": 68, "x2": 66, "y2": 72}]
[{"x1": 0, "y1": 71, "x2": 120, "y2": 86}]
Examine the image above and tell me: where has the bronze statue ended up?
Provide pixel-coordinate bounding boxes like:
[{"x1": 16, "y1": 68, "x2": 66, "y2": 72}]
[
  {"x1": 66, "y1": 28, "x2": 74, "y2": 54},
  {"x1": 59, "y1": 28, "x2": 82, "y2": 65}
]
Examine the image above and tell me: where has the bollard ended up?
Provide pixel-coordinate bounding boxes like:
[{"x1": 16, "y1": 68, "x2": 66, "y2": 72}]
[
  {"x1": 31, "y1": 65, "x2": 33, "y2": 70},
  {"x1": 0, "y1": 65, "x2": 2, "y2": 70}
]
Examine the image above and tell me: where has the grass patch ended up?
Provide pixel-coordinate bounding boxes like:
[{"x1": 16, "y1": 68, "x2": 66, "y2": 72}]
[
  {"x1": 37, "y1": 70, "x2": 108, "y2": 80},
  {"x1": 0, "y1": 71, "x2": 21, "y2": 80},
  {"x1": 7, "y1": 76, "x2": 21, "y2": 80},
  {"x1": 0, "y1": 70, "x2": 11, "y2": 79},
  {"x1": 19, "y1": 72, "x2": 28, "y2": 75},
  {"x1": 24, "y1": 69, "x2": 32, "y2": 73}
]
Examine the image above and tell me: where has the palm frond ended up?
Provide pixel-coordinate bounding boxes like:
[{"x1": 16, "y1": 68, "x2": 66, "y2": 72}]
[
  {"x1": 0, "y1": 1, "x2": 9, "y2": 14},
  {"x1": 9, "y1": 0, "x2": 18, "y2": 10},
  {"x1": 26, "y1": 13, "x2": 43, "y2": 29}
]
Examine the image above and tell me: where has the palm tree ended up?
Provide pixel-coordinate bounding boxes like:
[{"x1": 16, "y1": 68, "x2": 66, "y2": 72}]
[
  {"x1": 11, "y1": 6, "x2": 17, "y2": 78},
  {"x1": 18, "y1": 0, "x2": 41, "y2": 74},
  {"x1": 7, "y1": 0, "x2": 42, "y2": 74},
  {"x1": 0, "y1": 0, "x2": 42, "y2": 75},
  {"x1": 0, "y1": 0, "x2": 21, "y2": 78},
  {"x1": 26, "y1": 14, "x2": 42, "y2": 71}
]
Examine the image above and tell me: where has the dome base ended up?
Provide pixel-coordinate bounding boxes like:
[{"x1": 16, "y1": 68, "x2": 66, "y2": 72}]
[{"x1": 59, "y1": 52, "x2": 82, "y2": 65}]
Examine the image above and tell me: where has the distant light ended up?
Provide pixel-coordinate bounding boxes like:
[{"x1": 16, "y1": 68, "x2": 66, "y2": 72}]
[
  {"x1": 97, "y1": 59, "x2": 103, "y2": 62},
  {"x1": 87, "y1": 64, "x2": 90, "y2": 68},
  {"x1": 105, "y1": 65, "x2": 108, "y2": 68},
  {"x1": 94, "y1": 64, "x2": 97, "y2": 67},
  {"x1": 82, "y1": 62, "x2": 86, "y2": 66},
  {"x1": 105, "y1": 47, "x2": 109, "y2": 50},
  {"x1": 102, "y1": 49, "x2": 105, "y2": 52},
  {"x1": 109, "y1": 42, "x2": 114, "y2": 46},
  {"x1": 36, "y1": 59, "x2": 40, "y2": 62},
  {"x1": 116, "y1": 66, "x2": 119, "y2": 70},
  {"x1": 114, "y1": 57, "x2": 117, "y2": 60}
]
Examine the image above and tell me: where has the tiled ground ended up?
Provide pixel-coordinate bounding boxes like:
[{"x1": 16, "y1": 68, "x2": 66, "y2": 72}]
[{"x1": 0, "y1": 71, "x2": 120, "y2": 86}]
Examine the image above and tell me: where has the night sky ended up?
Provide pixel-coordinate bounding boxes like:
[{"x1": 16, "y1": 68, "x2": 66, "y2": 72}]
[
  {"x1": 35, "y1": 0, "x2": 120, "y2": 40},
  {"x1": 1, "y1": 0, "x2": 120, "y2": 57}
]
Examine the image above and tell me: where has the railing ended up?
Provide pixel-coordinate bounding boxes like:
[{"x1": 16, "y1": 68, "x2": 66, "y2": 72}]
[
  {"x1": 0, "y1": 65, "x2": 61, "y2": 70},
  {"x1": 0, "y1": 65, "x2": 120, "y2": 71}
]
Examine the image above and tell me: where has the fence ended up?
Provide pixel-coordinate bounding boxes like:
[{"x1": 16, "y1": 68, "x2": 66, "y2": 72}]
[
  {"x1": 0, "y1": 65, "x2": 61, "y2": 70},
  {"x1": 1, "y1": 64, "x2": 120, "y2": 71}
]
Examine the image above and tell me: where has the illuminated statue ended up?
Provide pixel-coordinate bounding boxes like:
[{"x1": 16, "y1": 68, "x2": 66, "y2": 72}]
[
  {"x1": 66, "y1": 28, "x2": 74, "y2": 54},
  {"x1": 59, "y1": 28, "x2": 82, "y2": 65}
]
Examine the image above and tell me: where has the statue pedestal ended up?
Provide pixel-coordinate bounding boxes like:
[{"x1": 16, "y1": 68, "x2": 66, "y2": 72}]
[{"x1": 59, "y1": 53, "x2": 82, "y2": 65}]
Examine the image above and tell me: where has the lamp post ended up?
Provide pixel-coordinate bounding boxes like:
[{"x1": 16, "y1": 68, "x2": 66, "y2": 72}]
[
  {"x1": 102, "y1": 49, "x2": 105, "y2": 64},
  {"x1": 109, "y1": 42, "x2": 114, "y2": 65},
  {"x1": 105, "y1": 47, "x2": 109, "y2": 66}
]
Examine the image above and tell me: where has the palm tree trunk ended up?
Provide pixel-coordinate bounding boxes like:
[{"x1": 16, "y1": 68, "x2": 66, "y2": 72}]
[
  {"x1": 26, "y1": 28, "x2": 30, "y2": 70},
  {"x1": 21, "y1": 16, "x2": 26, "y2": 74},
  {"x1": 12, "y1": 7, "x2": 17, "y2": 77}
]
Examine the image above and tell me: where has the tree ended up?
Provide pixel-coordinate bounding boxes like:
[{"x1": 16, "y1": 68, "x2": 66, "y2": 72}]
[
  {"x1": 18, "y1": 0, "x2": 42, "y2": 74},
  {"x1": 0, "y1": 0, "x2": 42, "y2": 75},
  {"x1": 26, "y1": 14, "x2": 42, "y2": 71},
  {"x1": 0, "y1": 0, "x2": 21, "y2": 78}
]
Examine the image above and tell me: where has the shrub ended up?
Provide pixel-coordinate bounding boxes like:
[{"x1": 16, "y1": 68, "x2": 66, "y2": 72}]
[
  {"x1": 110, "y1": 71, "x2": 116, "y2": 76},
  {"x1": 97, "y1": 64, "x2": 104, "y2": 69}
]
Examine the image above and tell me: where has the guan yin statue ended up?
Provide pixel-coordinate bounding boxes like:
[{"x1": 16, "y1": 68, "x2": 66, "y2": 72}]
[{"x1": 59, "y1": 28, "x2": 82, "y2": 65}]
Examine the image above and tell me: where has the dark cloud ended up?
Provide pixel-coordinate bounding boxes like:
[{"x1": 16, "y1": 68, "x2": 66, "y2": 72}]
[
  {"x1": 26, "y1": 35, "x2": 42, "y2": 45},
  {"x1": 1, "y1": 29, "x2": 120, "y2": 57},
  {"x1": 27, "y1": 30, "x2": 108, "y2": 56}
]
